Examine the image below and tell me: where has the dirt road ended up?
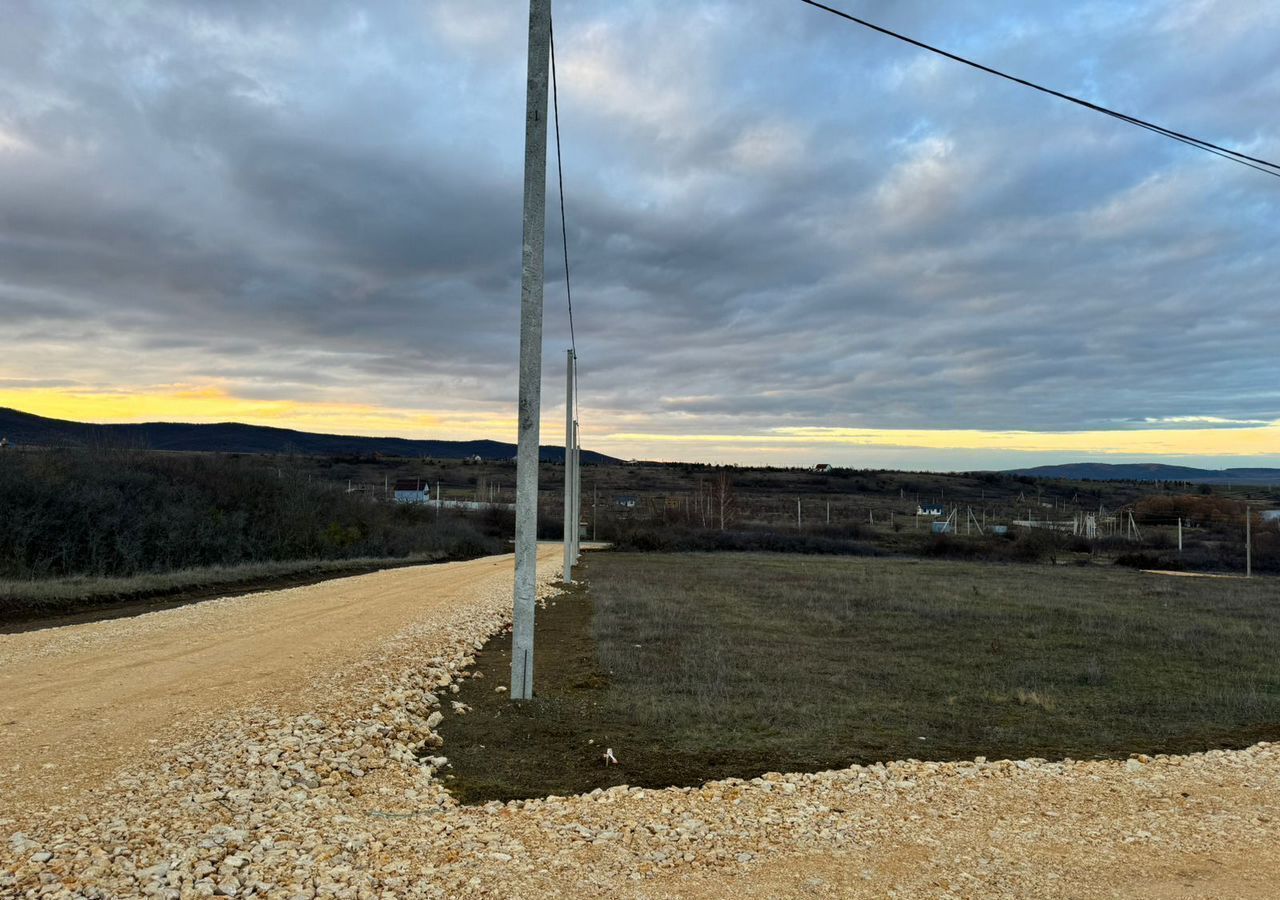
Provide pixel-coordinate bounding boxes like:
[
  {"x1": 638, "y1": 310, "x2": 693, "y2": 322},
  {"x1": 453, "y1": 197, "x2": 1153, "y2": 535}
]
[
  {"x1": 0, "y1": 545, "x2": 559, "y2": 813},
  {"x1": 3, "y1": 545, "x2": 1278, "y2": 898}
]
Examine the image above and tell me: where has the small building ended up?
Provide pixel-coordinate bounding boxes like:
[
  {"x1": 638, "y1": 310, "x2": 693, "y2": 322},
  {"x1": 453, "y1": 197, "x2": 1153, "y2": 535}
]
[
  {"x1": 394, "y1": 479, "x2": 431, "y2": 504},
  {"x1": 917, "y1": 503, "x2": 945, "y2": 517},
  {"x1": 813, "y1": 463, "x2": 832, "y2": 473},
  {"x1": 614, "y1": 495, "x2": 638, "y2": 510},
  {"x1": 1262, "y1": 510, "x2": 1280, "y2": 524}
]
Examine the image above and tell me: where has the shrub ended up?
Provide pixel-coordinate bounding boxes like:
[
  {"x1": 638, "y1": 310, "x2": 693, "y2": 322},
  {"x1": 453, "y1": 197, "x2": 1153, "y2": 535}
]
[
  {"x1": 0, "y1": 448, "x2": 505, "y2": 578},
  {"x1": 611, "y1": 524, "x2": 875, "y2": 557}
]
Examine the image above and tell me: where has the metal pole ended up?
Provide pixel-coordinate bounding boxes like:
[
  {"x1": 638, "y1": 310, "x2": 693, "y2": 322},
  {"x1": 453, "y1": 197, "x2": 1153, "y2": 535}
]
[
  {"x1": 571, "y1": 418, "x2": 581, "y2": 561},
  {"x1": 563, "y1": 349, "x2": 574, "y2": 583},
  {"x1": 511, "y1": 0, "x2": 551, "y2": 702},
  {"x1": 796, "y1": 498, "x2": 801, "y2": 531},
  {"x1": 1178, "y1": 517, "x2": 1182, "y2": 554},
  {"x1": 592, "y1": 483, "x2": 597, "y2": 541},
  {"x1": 1246, "y1": 504, "x2": 1252, "y2": 578}
]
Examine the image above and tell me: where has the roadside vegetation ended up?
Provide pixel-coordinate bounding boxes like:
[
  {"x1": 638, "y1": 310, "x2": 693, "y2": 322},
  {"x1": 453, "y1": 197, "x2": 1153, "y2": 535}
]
[
  {"x1": 0, "y1": 448, "x2": 511, "y2": 622},
  {"x1": 443, "y1": 552, "x2": 1280, "y2": 802}
]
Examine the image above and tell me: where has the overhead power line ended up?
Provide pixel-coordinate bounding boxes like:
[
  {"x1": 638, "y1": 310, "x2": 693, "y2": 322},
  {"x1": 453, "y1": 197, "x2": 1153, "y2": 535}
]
[
  {"x1": 549, "y1": 18, "x2": 578, "y2": 356},
  {"x1": 549, "y1": 16, "x2": 581, "y2": 421},
  {"x1": 797, "y1": 0, "x2": 1280, "y2": 179}
]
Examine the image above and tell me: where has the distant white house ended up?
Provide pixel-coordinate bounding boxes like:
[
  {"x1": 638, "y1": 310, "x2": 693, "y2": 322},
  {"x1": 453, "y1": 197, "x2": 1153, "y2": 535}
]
[
  {"x1": 917, "y1": 503, "x2": 945, "y2": 517},
  {"x1": 614, "y1": 495, "x2": 639, "y2": 510},
  {"x1": 394, "y1": 479, "x2": 431, "y2": 504},
  {"x1": 1263, "y1": 510, "x2": 1280, "y2": 524}
]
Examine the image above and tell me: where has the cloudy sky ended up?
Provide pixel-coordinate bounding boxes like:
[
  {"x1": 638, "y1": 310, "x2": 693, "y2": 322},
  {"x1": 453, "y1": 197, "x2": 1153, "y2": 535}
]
[{"x1": 1, "y1": 0, "x2": 1278, "y2": 469}]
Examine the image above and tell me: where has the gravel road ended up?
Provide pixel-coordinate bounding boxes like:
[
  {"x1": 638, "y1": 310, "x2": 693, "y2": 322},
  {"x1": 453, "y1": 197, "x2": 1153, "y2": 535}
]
[
  {"x1": 0, "y1": 548, "x2": 558, "y2": 814},
  {"x1": 2, "y1": 547, "x2": 1277, "y2": 898}
]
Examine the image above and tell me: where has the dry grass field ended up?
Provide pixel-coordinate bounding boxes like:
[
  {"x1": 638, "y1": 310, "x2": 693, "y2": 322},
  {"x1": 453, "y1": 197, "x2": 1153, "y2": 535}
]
[{"x1": 444, "y1": 552, "x2": 1280, "y2": 801}]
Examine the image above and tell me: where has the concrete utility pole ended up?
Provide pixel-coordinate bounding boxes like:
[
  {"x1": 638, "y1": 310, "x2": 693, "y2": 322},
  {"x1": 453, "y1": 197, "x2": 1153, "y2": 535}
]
[
  {"x1": 572, "y1": 419, "x2": 581, "y2": 561},
  {"x1": 796, "y1": 498, "x2": 802, "y2": 531},
  {"x1": 1178, "y1": 517, "x2": 1183, "y2": 554},
  {"x1": 563, "y1": 349, "x2": 575, "y2": 584},
  {"x1": 511, "y1": 0, "x2": 551, "y2": 702},
  {"x1": 1246, "y1": 504, "x2": 1252, "y2": 578}
]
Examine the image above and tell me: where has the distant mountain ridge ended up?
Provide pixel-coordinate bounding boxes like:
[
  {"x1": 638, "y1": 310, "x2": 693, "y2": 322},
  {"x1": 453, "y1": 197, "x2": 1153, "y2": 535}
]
[
  {"x1": 0, "y1": 407, "x2": 620, "y2": 465},
  {"x1": 1003, "y1": 462, "x2": 1280, "y2": 485}
]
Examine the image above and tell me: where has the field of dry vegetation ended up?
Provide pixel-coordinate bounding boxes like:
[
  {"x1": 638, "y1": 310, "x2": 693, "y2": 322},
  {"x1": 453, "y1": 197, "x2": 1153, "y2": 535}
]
[{"x1": 443, "y1": 552, "x2": 1280, "y2": 802}]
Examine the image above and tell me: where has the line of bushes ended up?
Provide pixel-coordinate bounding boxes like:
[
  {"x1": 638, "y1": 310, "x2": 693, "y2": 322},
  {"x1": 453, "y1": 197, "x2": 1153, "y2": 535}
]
[
  {"x1": 610, "y1": 522, "x2": 877, "y2": 556},
  {"x1": 608, "y1": 518, "x2": 1278, "y2": 574},
  {"x1": 0, "y1": 449, "x2": 508, "y2": 580}
]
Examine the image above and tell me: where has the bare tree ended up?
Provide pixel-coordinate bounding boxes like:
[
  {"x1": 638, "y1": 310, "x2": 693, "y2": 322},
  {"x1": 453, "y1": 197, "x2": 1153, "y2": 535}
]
[
  {"x1": 712, "y1": 472, "x2": 738, "y2": 531},
  {"x1": 694, "y1": 478, "x2": 712, "y2": 528}
]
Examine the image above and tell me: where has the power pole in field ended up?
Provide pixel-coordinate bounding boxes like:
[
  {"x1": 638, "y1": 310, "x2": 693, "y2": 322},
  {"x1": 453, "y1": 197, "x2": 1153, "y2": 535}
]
[
  {"x1": 572, "y1": 418, "x2": 581, "y2": 561},
  {"x1": 512, "y1": 0, "x2": 551, "y2": 702},
  {"x1": 1245, "y1": 503, "x2": 1252, "y2": 578},
  {"x1": 563, "y1": 349, "x2": 575, "y2": 584}
]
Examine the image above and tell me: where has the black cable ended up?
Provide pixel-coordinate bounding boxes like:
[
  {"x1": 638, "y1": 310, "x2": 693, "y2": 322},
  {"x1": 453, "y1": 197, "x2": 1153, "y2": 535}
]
[
  {"x1": 549, "y1": 18, "x2": 578, "y2": 357},
  {"x1": 797, "y1": 0, "x2": 1280, "y2": 179},
  {"x1": 550, "y1": 16, "x2": 582, "y2": 425}
]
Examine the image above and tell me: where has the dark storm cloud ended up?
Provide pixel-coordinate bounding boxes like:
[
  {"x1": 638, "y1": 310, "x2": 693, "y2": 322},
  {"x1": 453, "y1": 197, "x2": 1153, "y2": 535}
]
[{"x1": 0, "y1": 0, "x2": 1277, "y2": 449}]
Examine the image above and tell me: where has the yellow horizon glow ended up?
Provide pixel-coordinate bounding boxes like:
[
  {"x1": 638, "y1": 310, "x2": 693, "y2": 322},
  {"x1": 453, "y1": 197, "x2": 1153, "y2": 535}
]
[
  {"x1": 606, "y1": 423, "x2": 1280, "y2": 457},
  {"x1": 2, "y1": 385, "x2": 1277, "y2": 459},
  {"x1": 0, "y1": 386, "x2": 515, "y2": 442}
]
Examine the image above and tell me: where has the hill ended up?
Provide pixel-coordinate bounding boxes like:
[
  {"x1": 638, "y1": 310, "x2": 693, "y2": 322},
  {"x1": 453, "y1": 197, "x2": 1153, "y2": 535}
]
[
  {"x1": 0, "y1": 407, "x2": 620, "y2": 465},
  {"x1": 1003, "y1": 462, "x2": 1280, "y2": 485}
]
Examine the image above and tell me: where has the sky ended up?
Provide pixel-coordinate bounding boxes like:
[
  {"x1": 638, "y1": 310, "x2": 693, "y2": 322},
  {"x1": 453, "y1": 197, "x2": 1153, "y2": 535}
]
[{"x1": 1, "y1": 0, "x2": 1278, "y2": 470}]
